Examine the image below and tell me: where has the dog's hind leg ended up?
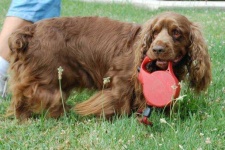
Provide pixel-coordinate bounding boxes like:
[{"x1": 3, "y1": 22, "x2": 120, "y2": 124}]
[
  {"x1": 7, "y1": 85, "x2": 70, "y2": 120},
  {"x1": 6, "y1": 97, "x2": 33, "y2": 120},
  {"x1": 29, "y1": 87, "x2": 71, "y2": 119}
]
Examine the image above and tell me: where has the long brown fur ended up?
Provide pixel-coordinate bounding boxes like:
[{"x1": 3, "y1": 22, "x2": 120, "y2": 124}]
[{"x1": 7, "y1": 12, "x2": 211, "y2": 120}]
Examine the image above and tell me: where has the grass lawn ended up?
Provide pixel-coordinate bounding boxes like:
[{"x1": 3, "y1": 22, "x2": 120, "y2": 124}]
[{"x1": 0, "y1": 0, "x2": 225, "y2": 149}]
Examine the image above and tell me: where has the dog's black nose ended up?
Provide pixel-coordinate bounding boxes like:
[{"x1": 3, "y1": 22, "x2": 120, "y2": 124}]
[{"x1": 152, "y1": 45, "x2": 165, "y2": 54}]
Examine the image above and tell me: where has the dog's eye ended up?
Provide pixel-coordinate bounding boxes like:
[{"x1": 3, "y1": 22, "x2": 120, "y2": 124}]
[{"x1": 172, "y1": 30, "x2": 181, "y2": 39}]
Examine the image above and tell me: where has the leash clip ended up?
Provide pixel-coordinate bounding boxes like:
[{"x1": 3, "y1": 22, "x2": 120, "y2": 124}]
[{"x1": 138, "y1": 105, "x2": 153, "y2": 126}]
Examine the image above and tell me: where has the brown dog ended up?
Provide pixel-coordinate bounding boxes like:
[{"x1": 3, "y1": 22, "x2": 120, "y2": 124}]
[{"x1": 7, "y1": 12, "x2": 211, "y2": 120}]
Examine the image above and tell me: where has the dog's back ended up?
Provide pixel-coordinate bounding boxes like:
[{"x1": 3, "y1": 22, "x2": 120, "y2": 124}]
[
  {"x1": 7, "y1": 16, "x2": 141, "y2": 120},
  {"x1": 9, "y1": 16, "x2": 140, "y2": 88}
]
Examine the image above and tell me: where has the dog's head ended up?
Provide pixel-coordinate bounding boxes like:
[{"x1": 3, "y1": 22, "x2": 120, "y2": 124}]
[{"x1": 135, "y1": 12, "x2": 211, "y2": 92}]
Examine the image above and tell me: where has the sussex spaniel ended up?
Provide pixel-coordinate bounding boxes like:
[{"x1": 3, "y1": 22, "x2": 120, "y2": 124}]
[{"x1": 7, "y1": 12, "x2": 211, "y2": 120}]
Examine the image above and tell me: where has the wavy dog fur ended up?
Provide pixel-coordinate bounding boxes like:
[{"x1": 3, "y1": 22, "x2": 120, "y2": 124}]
[{"x1": 7, "y1": 12, "x2": 211, "y2": 120}]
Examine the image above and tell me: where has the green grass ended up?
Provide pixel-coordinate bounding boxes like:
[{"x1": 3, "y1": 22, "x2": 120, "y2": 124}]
[{"x1": 1, "y1": 0, "x2": 225, "y2": 149}]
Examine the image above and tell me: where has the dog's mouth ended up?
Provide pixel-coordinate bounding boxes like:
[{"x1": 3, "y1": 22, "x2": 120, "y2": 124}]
[{"x1": 155, "y1": 54, "x2": 184, "y2": 69}]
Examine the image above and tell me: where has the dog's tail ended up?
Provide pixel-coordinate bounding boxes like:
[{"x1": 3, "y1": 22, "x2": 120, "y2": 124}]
[
  {"x1": 74, "y1": 90, "x2": 133, "y2": 119},
  {"x1": 8, "y1": 25, "x2": 36, "y2": 53},
  {"x1": 74, "y1": 90, "x2": 117, "y2": 118}
]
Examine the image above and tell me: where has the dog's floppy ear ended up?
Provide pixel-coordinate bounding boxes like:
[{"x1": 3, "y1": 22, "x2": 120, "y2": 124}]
[
  {"x1": 188, "y1": 22, "x2": 212, "y2": 92},
  {"x1": 140, "y1": 19, "x2": 154, "y2": 58},
  {"x1": 133, "y1": 19, "x2": 154, "y2": 98},
  {"x1": 134, "y1": 19, "x2": 154, "y2": 67}
]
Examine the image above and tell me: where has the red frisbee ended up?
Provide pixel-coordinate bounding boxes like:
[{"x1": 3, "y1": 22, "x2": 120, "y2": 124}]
[{"x1": 138, "y1": 57, "x2": 180, "y2": 107}]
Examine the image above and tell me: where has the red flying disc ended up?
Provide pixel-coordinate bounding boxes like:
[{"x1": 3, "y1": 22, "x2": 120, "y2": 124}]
[{"x1": 138, "y1": 57, "x2": 180, "y2": 107}]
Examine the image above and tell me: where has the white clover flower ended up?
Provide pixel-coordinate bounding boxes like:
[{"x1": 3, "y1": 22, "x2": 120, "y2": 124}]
[
  {"x1": 176, "y1": 95, "x2": 187, "y2": 101},
  {"x1": 103, "y1": 77, "x2": 111, "y2": 85},
  {"x1": 171, "y1": 84, "x2": 178, "y2": 90},
  {"x1": 205, "y1": 137, "x2": 211, "y2": 144},
  {"x1": 160, "y1": 118, "x2": 167, "y2": 124},
  {"x1": 179, "y1": 145, "x2": 184, "y2": 150},
  {"x1": 199, "y1": 133, "x2": 204, "y2": 136}
]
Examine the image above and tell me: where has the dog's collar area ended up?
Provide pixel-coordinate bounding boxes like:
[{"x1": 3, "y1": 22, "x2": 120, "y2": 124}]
[{"x1": 138, "y1": 105, "x2": 153, "y2": 126}]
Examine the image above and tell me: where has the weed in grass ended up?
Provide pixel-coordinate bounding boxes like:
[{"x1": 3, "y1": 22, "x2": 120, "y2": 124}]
[{"x1": 57, "y1": 66, "x2": 67, "y2": 116}]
